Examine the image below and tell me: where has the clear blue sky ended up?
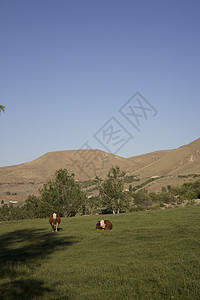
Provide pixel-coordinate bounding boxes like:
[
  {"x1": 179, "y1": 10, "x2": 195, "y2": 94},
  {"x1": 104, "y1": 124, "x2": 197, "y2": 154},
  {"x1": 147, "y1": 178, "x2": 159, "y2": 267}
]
[{"x1": 0, "y1": 0, "x2": 200, "y2": 167}]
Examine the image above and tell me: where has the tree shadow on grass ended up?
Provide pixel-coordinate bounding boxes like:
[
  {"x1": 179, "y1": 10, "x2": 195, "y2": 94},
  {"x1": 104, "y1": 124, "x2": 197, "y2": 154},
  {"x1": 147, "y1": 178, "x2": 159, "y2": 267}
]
[
  {"x1": 0, "y1": 228, "x2": 77, "y2": 299},
  {"x1": 0, "y1": 279, "x2": 53, "y2": 300}
]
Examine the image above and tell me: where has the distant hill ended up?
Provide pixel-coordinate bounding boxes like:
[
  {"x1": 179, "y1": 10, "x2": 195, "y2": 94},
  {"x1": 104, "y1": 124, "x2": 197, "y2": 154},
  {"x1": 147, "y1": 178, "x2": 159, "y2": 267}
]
[
  {"x1": 0, "y1": 149, "x2": 133, "y2": 183},
  {"x1": 0, "y1": 137, "x2": 200, "y2": 202},
  {"x1": 130, "y1": 137, "x2": 200, "y2": 177},
  {"x1": 126, "y1": 149, "x2": 175, "y2": 173}
]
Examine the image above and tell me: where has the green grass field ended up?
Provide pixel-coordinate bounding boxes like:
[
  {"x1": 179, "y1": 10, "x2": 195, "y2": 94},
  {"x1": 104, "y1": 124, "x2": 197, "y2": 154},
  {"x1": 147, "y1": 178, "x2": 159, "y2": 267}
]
[{"x1": 0, "y1": 206, "x2": 200, "y2": 300}]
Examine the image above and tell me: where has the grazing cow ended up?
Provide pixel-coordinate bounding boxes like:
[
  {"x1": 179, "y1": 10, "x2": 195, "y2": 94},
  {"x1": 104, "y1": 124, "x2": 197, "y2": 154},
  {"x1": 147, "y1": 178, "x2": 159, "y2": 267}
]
[
  {"x1": 49, "y1": 213, "x2": 61, "y2": 232},
  {"x1": 96, "y1": 219, "x2": 113, "y2": 230}
]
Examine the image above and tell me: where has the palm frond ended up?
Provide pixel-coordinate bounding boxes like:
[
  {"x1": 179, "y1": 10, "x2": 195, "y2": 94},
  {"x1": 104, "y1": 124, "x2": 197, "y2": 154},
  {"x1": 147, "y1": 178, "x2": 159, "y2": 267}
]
[{"x1": 0, "y1": 105, "x2": 6, "y2": 114}]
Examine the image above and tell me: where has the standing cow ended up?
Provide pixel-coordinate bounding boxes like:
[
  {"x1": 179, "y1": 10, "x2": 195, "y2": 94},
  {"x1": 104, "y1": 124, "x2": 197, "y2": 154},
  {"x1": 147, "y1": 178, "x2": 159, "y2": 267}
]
[
  {"x1": 49, "y1": 213, "x2": 61, "y2": 232},
  {"x1": 96, "y1": 219, "x2": 113, "y2": 230}
]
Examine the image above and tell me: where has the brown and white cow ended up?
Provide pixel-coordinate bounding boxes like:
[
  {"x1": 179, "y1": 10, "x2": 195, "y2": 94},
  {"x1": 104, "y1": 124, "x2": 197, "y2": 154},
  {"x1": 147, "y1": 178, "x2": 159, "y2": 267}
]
[
  {"x1": 49, "y1": 213, "x2": 61, "y2": 232},
  {"x1": 96, "y1": 219, "x2": 113, "y2": 230}
]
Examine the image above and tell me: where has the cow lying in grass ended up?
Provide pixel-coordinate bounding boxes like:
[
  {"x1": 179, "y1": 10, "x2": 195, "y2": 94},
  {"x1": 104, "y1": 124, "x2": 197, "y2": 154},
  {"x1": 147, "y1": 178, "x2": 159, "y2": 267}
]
[
  {"x1": 49, "y1": 213, "x2": 61, "y2": 232},
  {"x1": 96, "y1": 219, "x2": 113, "y2": 230}
]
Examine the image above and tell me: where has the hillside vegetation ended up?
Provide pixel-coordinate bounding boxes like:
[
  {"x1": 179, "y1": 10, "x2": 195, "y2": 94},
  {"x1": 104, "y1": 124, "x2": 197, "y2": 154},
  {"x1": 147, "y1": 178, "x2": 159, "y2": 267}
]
[{"x1": 1, "y1": 166, "x2": 200, "y2": 221}]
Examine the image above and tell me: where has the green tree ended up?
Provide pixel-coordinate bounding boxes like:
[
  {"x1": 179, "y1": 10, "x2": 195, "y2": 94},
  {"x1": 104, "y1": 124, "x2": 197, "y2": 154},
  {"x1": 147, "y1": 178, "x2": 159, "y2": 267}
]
[
  {"x1": 0, "y1": 204, "x2": 10, "y2": 221},
  {"x1": 36, "y1": 199, "x2": 54, "y2": 218},
  {"x1": 39, "y1": 169, "x2": 86, "y2": 216},
  {"x1": 133, "y1": 189, "x2": 153, "y2": 208},
  {"x1": 84, "y1": 195, "x2": 102, "y2": 215},
  {"x1": 158, "y1": 191, "x2": 175, "y2": 204},
  {"x1": 9, "y1": 205, "x2": 25, "y2": 220},
  {"x1": 23, "y1": 195, "x2": 41, "y2": 218},
  {"x1": 96, "y1": 165, "x2": 129, "y2": 214}
]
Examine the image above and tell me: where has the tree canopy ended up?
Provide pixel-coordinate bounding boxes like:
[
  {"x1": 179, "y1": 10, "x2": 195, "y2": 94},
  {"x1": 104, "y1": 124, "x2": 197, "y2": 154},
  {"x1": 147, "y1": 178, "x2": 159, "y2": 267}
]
[
  {"x1": 96, "y1": 165, "x2": 130, "y2": 214},
  {"x1": 39, "y1": 169, "x2": 86, "y2": 216}
]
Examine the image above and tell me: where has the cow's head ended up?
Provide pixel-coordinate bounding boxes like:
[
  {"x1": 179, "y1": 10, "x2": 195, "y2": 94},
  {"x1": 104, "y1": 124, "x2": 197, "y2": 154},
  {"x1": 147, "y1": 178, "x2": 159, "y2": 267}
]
[
  {"x1": 100, "y1": 219, "x2": 106, "y2": 228},
  {"x1": 53, "y1": 213, "x2": 57, "y2": 220}
]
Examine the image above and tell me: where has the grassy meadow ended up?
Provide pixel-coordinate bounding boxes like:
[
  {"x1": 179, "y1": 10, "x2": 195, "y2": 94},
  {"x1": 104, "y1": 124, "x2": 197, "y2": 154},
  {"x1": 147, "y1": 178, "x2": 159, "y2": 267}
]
[{"x1": 0, "y1": 206, "x2": 200, "y2": 299}]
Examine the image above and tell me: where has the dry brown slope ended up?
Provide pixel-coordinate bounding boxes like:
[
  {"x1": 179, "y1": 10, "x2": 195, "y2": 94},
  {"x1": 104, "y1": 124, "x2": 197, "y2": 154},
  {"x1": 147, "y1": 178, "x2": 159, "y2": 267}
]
[
  {"x1": 134, "y1": 137, "x2": 200, "y2": 178},
  {"x1": 1, "y1": 138, "x2": 200, "y2": 184},
  {"x1": 0, "y1": 138, "x2": 200, "y2": 202},
  {"x1": 127, "y1": 149, "x2": 175, "y2": 171},
  {"x1": 0, "y1": 149, "x2": 134, "y2": 183}
]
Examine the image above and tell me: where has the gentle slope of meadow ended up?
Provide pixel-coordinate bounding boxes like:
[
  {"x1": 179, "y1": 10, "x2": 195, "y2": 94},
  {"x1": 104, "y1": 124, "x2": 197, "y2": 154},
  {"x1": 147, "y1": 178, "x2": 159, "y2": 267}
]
[{"x1": 0, "y1": 206, "x2": 200, "y2": 299}]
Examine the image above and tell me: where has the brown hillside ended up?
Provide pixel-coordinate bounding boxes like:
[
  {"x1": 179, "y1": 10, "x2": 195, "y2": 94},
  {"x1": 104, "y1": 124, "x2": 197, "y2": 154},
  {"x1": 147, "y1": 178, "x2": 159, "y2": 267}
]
[
  {"x1": 0, "y1": 149, "x2": 133, "y2": 183},
  {"x1": 0, "y1": 138, "x2": 200, "y2": 202},
  {"x1": 135, "y1": 137, "x2": 200, "y2": 178},
  {"x1": 127, "y1": 149, "x2": 174, "y2": 171}
]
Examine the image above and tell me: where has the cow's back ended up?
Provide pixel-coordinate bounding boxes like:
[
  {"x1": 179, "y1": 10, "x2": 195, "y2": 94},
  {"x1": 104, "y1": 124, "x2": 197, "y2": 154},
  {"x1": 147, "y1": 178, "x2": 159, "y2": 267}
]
[{"x1": 104, "y1": 220, "x2": 112, "y2": 230}]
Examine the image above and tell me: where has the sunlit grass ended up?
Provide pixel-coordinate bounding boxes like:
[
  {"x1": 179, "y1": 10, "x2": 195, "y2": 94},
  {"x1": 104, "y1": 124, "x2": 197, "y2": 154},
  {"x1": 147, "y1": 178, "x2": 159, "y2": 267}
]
[{"x1": 0, "y1": 206, "x2": 200, "y2": 299}]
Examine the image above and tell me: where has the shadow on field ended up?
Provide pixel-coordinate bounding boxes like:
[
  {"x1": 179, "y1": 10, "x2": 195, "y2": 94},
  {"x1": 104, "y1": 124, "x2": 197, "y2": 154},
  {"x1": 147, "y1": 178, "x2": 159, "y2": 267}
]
[
  {"x1": 0, "y1": 279, "x2": 53, "y2": 300},
  {"x1": 0, "y1": 228, "x2": 77, "y2": 299}
]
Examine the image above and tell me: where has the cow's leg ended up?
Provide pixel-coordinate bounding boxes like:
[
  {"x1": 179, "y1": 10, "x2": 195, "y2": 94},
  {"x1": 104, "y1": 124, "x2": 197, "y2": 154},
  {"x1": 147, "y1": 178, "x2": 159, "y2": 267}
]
[
  {"x1": 55, "y1": 222, "x2": 58, "y2": 232},
  {"x1": 52, "y1": 224, "x2": 54, "y2": 232}
]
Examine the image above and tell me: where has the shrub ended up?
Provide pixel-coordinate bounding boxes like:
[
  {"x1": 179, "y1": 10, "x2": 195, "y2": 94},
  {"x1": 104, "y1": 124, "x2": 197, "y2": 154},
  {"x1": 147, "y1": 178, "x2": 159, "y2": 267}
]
[
  {"x1": 150, "y1": 204, "x2": 161, "y2": 210},
  {"x1": 129, "y1": 204, "x2": 145, "y2": 212}
]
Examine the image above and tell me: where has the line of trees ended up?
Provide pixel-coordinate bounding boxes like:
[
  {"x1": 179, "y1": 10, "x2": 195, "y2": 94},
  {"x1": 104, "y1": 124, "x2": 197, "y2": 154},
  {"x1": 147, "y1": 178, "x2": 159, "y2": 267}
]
[{"x1": 0, "y1": 166, "x2": 200, "y2": 221}]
